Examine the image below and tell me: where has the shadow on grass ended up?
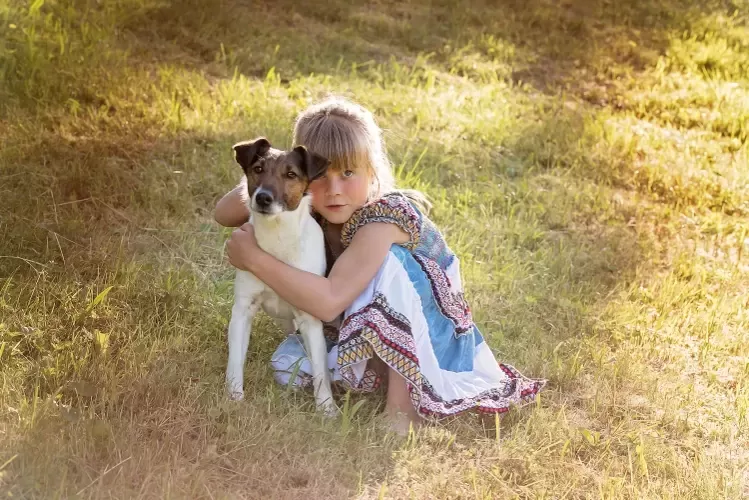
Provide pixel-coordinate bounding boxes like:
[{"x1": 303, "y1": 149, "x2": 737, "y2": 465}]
[{"x1": 117, "y1": 0, "x2": 733, "y2": 96}]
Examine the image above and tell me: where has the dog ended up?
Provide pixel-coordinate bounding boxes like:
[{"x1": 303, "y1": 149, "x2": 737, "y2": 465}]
[{"x1": 225, "y1": 137, "x2": 336, "y2": 415}]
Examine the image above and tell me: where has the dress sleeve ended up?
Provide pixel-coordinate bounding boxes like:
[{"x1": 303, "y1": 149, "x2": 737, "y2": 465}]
[{"x1": 340, "y1": 193, "x2": 422, "y2": 250}]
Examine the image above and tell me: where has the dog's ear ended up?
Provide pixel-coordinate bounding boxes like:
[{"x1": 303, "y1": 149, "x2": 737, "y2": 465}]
[
  {"x1": 233, "y1": 138, "x2": 271, "y2": 171},
  {"x1": 293, "y1": 145, "x2": 330, "y2": 182}
]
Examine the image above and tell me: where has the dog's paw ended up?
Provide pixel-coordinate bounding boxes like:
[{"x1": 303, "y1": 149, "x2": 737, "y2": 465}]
[
  {"x1": 319, "y1": 400, "x2": 340, "y2": 418},
  {"x1": 228, "y1": 390, "x2": 245, "y2": 402}
]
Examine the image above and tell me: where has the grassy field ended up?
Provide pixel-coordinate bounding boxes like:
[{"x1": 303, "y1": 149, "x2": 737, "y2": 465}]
[{"x1": 1, "y1": 0, "x2": 748, "y2": 497}]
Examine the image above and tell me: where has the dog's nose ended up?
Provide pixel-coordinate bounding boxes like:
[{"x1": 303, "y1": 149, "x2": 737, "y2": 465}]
[{"x1": 255, "y1": 191, "x2": 273, "y2": 208}]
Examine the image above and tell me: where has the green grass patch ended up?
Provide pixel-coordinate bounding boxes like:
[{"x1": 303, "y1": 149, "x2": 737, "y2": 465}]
[{"x1": 1, "y1": 0, "x2": 748, "y2": 497}]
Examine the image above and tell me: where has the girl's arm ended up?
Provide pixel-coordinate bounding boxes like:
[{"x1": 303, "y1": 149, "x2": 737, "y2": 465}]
[
  {"x1": 227, "y1": 222, "x2": 408, "y2": 322},
  {"x1": 215, "y1": 184, "x2": 250, "y2": 227}
]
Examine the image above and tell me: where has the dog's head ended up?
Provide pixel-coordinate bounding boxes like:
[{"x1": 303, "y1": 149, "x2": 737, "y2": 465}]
[{"x1": 233, "y1": 138, "x2": 330, "y2": 216}]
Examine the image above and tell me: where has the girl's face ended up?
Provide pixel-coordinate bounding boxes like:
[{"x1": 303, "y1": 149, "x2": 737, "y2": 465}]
[{"x1": 309, "y1": 164, "x2": 370, "y2": 225}]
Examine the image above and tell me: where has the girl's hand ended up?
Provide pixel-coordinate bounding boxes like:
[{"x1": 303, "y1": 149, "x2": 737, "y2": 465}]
[{"x1": 226, "y1": 223, "x2": 263, "y2": 271}]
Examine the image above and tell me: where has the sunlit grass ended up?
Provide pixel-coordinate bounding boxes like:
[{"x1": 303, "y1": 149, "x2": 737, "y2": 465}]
[{"x1": 1, "y1": 0, "x2": 748, "y2": 497}]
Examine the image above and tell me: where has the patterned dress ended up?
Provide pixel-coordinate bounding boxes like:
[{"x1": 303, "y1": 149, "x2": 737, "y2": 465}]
[{"x1": 271, "y1": 193, "x2": 546, "y2": 418}]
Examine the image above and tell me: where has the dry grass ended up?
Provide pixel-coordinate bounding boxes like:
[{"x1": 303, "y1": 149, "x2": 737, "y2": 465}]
[{"x1": 1, "y1": 0, "x2": 748, "y2": 498}]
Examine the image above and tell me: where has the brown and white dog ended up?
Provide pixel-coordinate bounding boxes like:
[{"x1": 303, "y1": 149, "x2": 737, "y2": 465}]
[{"x1": 226, "y1": 137, "x2": 336, "y2": 415}]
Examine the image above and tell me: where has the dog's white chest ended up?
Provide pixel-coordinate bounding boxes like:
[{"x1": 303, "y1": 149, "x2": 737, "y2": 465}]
[
  {"x1": 255, "y1": 230, "x2": 301, "y2": 266},
  {"x1": 233, "y1": 209, "x2": 325, "y2": 321}
]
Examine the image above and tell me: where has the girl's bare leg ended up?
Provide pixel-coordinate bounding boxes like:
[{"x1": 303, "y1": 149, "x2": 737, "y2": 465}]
[{"x1": 384, "y1": 367, "x2": 421, "y2": 435}]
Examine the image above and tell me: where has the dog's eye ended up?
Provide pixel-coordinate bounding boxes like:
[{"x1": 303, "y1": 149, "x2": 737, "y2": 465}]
[
  {"x1": 286, "y1": 171, "x2": 298, "y2": 179},
  {"x1": 253, "y1": 165, "x2": 263, "y2": 174}
]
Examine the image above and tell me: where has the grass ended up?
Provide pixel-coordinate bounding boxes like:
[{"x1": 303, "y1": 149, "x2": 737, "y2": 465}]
[{"x1": 1, "y1": 0, "x2": 748, "y2": 497}]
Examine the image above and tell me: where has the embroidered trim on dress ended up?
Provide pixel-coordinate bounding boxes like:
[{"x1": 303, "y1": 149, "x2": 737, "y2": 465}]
[
  {"x1": 414, "y1": 254, "x2": 474, "y2": 335},
  {"x1": 412, "y1": 364, "x2": 545, "y2": 416},
  {"x1": 338, "y1": 293, "x2": 421, "y2": 391}
]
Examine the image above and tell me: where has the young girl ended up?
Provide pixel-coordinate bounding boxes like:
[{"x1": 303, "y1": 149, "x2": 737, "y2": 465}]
[{"x1": 216, "y1": 97, "x2": 545, "y2": 434}]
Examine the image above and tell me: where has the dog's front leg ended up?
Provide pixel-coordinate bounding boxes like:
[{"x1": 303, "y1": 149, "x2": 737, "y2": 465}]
[
  {"x1": 226, "y1": 294, "x2": 259, "y2": 401},
  {"x1": 296, "y1": 314, "x2": 337, "y2": 416}
]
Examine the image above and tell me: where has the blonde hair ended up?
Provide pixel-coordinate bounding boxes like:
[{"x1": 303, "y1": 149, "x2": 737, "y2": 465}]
[{"x1": 293, "y1": 97, "x2": 430, "y2": 211}]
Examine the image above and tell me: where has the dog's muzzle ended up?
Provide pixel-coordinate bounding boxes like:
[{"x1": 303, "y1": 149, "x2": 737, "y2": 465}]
[{"x1": 252, "y1": 188, "x2": 280, "y2": 215}]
